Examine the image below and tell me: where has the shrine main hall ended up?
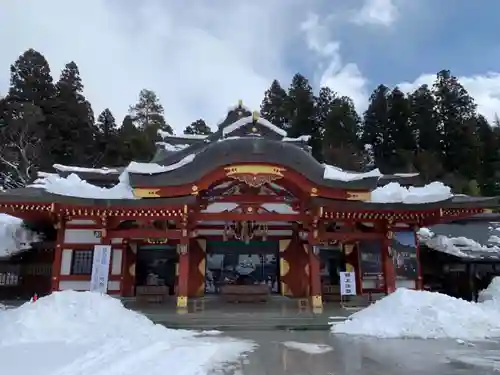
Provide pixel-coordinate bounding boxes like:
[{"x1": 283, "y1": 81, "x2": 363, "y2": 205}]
[{"x1": 0, "y1": 102, "x2": 496, "y2": 311}]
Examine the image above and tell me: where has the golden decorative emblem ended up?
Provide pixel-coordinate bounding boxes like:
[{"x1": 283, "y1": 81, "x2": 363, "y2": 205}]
[
  {"x1": 133, "y1": 188, "x2": 160, "y2": 198},
  {"x1": 224, "y1": 164, "x2": 285, "y2": 187},
  {"x1": 346, "y1": 191, "x2": 371, "y2": 201}
]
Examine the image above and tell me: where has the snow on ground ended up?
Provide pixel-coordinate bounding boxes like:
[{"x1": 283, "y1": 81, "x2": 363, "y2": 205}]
[
  {"x1": 478, "y1": 276, "x2": 500, "y2": 302},
  {"x1": 0, "y1": 291, "x2": 256, "y2": 375},
  {"x1": 370, "y1": 181, "x2": 452, "y2": 204},
  {"x1": 331, "y1": 288, "x2": 500, "y2": 340},
  {"x1": 281, "y1": 341, "x2": 333, "y2": 354},
  {"x1": 0, "y1": 214, "x2": 39, "y2": 258}
]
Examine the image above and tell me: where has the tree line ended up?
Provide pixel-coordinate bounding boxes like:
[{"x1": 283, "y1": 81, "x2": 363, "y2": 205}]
[{"x1": 1, "y1": 48, "x2": 499, "y2": 196}]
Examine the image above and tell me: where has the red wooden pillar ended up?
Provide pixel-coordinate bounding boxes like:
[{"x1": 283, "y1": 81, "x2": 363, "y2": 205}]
[
  {"x1": 51, "y1": 216, "x2": 65, "y2": 292},
  {"x1": 382, "y1": 228, "x2": 397, "y2": 294},
  {"x1": 414, "y1": 229, "x2": 423, "y2": 290},
  {"x1": 307, "y1": 239, "x2": 323, "y2": 313},
  {"x1": 176, "y1": 237, "x2": 189, "y2": 310}
]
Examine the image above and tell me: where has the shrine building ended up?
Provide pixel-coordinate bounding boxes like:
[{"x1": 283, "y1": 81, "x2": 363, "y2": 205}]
[{"x1": 0, "y1": 101, "x2": 497, "y2": 311}]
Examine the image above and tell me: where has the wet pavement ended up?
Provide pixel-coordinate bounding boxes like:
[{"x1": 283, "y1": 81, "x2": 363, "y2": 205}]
[{"x1": 213, "y1": 330, "x2": 500, "y2": 375}]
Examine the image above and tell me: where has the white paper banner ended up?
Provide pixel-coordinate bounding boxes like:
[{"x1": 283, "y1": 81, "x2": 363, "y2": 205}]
[
  {"x1": 90, "y1": 245, "x2": 112, "y2": 293},
  {"x1": 339, "y1": 271, "x2": 357, "y2": 296}
]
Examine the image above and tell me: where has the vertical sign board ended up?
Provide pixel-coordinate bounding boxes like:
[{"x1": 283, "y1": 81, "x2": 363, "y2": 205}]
[
  {"x1": 339, "y1": 271, "x2": 357, "y2": 296},
  {"x1": 90, "y1": 245, "x2": 112, "y2": 293}
]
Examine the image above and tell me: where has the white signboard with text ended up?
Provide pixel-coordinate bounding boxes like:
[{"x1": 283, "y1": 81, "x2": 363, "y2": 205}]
[
  {"x1": 90, "y1": 245, "x2": 112, "y2": 293},
  {"x1": 339, "y1": 271, "x2": 357, "y2": 296}
]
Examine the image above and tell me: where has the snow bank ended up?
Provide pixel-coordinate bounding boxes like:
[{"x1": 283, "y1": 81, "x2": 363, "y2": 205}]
[
  {"x1": 53, "y1": 164, "x2": 119, "y2": 174},
  {"x1": 478, "y1": 276, "x2": 500, "y2": 302},
  {"x1": 0, "y1": 291, "x2": 255, "y2": 375},
  {"x1": 331, "y1": 288, "x2": 500, "y2": 340},
  {"x1": 370, "y1": 181, "x2": 452, "y2": 204},
  {"x1": 323, "y1": 164, "x2": 382, "y2": 181},
  {"x1": 30, "y1": 171, "x2": 135, "y2": 199},
  {"x1": 0, "y1": 214, "x2": 39, "y2": 258}
]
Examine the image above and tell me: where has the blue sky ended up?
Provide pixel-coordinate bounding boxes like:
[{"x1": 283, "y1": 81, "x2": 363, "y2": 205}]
[{"x1": 1, "y1": 0, "x2": 500, "y2": 132}]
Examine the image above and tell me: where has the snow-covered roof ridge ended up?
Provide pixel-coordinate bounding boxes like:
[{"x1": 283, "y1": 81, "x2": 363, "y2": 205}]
[
  {"x1": 222, "y1": 116, "x2": 288, "y2": 137},
  {"x1": 53, "y1": 164, "x2": 120, "y2": 174},
  {"x1": 126, "y1": 153, "x2": 196, "y2": 175},
  {"x1": 157, "y1": 130, "x2": 209, "y2": 140},
  {"x1": 282, "y1": 135, "x2": 311, "y2": 142},
  {"x1": 155, "y1": 142, "x2": 190, "y2": 152},
  {"x1": 323, "y1": 164, "x2": 382, "y2": 182},
  {"x1": 417, "y1": 226, "x2": 500, "y2": 258}
]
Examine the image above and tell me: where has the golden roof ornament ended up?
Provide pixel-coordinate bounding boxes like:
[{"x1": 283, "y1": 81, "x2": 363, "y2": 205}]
[
  {"x1": 238, "y1": 99, "x2": 243, "y2": 107},
  {"x1": 252, "y1": 111, "x2": 259, "y2": 121}
]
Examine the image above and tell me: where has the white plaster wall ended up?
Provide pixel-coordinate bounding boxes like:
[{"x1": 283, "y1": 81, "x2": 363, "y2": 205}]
[
  {"x1": 59, "y1": 280, "x2": 120, "y2": 291},
  {"x1": 60, "y1": 249, "x2": 73, "y2": 275},
  {"x1": 111, "y1": 249, "x2": 123, "y2": 275},
  {"x1": 64, "y1": 229, "x2": 103, "y2": 244}
]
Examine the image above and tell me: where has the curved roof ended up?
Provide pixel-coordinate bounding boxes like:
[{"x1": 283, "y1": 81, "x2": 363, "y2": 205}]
[{"x1": 128, "y1": 137, "x2": 381, "y2": 189}]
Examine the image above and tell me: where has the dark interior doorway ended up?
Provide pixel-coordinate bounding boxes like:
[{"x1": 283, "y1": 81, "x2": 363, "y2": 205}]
[{"x1": 135, "y1": 245, "x2": 178, "y2": 295}]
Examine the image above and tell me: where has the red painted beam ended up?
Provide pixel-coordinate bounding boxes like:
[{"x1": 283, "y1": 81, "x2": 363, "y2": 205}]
[
  {"x1": 320, "y1": 231, "x2": 384, "y2": 241},
  {"x1": 108, "y1": 228, "x2": 182, "y2": 239},
  {"x1": 193, "y1": 212, "x2": 305, "y2": 222},
  {"x1": 204, "y1": 195, "x2": 297, "y2": 203}
]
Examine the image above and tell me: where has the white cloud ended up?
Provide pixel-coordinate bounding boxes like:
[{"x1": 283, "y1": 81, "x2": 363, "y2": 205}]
[
  {"x1": 398, "y1": 73, "x2": 500, "y2": 124},
  {"x1": 301, "y1": 13, "x2": 370, "y2": 112},
  {"x1": 0, "y1": 0, "x2": 304, "y2": 132},
  {"x1": 352, "y1": 0, "x2": 399, "y2": 26}
]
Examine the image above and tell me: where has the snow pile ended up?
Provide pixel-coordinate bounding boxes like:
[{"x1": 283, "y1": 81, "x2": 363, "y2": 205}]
[
  {"x1": 331, "y1": 288, "x2": 500, "y2": 340},
  {"x1": 0, "y1": 214, "x2": 40, "y2": 258},
  {"x1": 417, "y1": 227, "x2": 500, "y2": 258},
  {"x1": 0, "y1": 291, "x2": 255, "y2": 375},
  {"x1": 323, "y1": 164, "x2": 382, "y2": 181},
  {"x1": 478, "y1": 276, "x2": 500, "y2": 302},
  {"x1": 156, "y1": 142, "x2": 190, "y2": 152},
  {"x1": 31, "y1": 171, "x2": 135, "y2": 199},
  {"x1": 370, "y1": 181, "x2": 452, "y2": 204},
  {"x1": 158, "y1": 130, "x2": 209, "y2": 140}
]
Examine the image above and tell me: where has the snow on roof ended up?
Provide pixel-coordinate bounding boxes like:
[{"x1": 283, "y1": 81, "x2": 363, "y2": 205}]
[
  {"x1": 0, "y1": 214, "x2": 40, "y2": 258},
  {"x1": 417, "y1": 225, "x2": 500, "y2": 259},
  {"x1": 30, "y1": 171, "x2": 136, "y2": 199},
  {"x1": 331, "y1": 288, "x2": 500, "y2": 340},
  {"x1": 157, "y1": 130, "x2": 209, "y2": 140},
  {"x1": 53, "y1": 164, "x2": 119, "y2": 174},
  {"x1": 282, "y1": 135, "x2": 311, "y2": 142},
  {"x1": 126, "y1": 154, "x2": 195, "y2": 175},
  {"x1": 323, "y1": 164, "x2": 382, "y2": 181},
  {"x1": 0, "y1": 291, "x2": 255, "y2": 373},
  {"x1": 222, "y1": 116, "x2": 287, "y2": 137},
  {"x1": 370, "y1": 182, "x2": 452, "y2": 204},
  {"x1": 156, "y1": 142, "x2": 190, "y2": 152}
]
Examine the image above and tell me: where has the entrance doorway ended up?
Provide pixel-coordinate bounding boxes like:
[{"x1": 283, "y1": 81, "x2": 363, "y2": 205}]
[
  {"x1": 204, "y1": 241, "x2": 280, "y2": 294},
  {"x1": 135, "y1": 245, "x2": 178, "y2": 296}
]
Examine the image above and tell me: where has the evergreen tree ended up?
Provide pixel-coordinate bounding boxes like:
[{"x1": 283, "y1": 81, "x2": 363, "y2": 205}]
[
  {"x1": 387, "y1": 87, "x2": 415, "y2": 171},
  {"x1": 50, "y1": 61, "x2": 96, "y2": 167},
  {"x1": 117, "y1": 115, "x2": 151, "y2": 163},
  {"x1": 433, "y1": 70, "x2": 480, "y2": 182},
  {"x1": 287, "y1": 74, "x2": 321, "y2": 159},
  {"x1": 184, "y1": 119, "x2": 212, "y2": 135},
  {"x1": 362, "y1": 85, "x2": 391, "y2": 170},
  {"x1": 129, "y1": 89, "x2": 172, "y2": 159},
  {"x1": 474, "y1": 115, "x2": 500, "y2": 195},
  {"x1": 322, "y1": 95, "x2": 363, "y2": 171},
  {"x1": 95, "y1": 109, "x2": 121, "y2": 166},
  {"x1": 260, "y1": 79, "x2": 289, "y2": 130}
]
